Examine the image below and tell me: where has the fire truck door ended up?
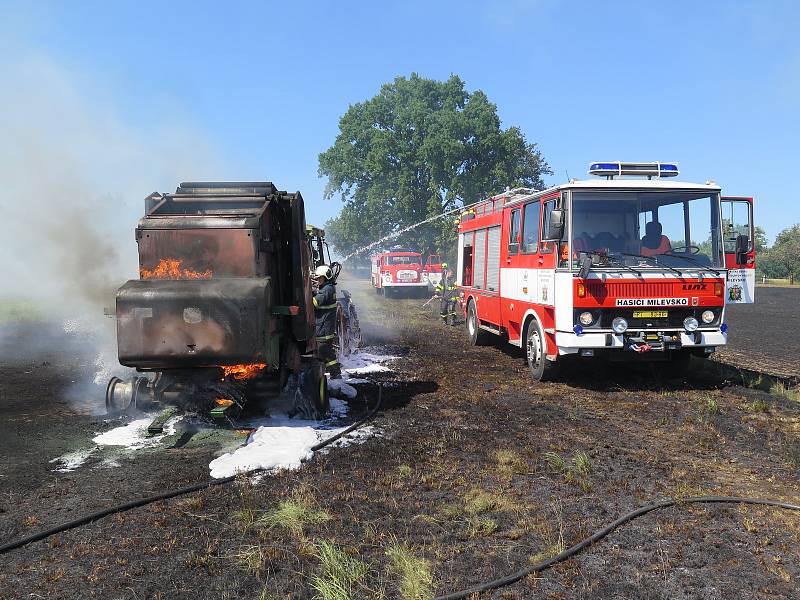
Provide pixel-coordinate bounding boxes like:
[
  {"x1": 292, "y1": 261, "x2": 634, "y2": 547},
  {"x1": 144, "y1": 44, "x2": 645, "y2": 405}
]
[{"x1": 721, "y1": 197, "x2": 755, "y2": 304}]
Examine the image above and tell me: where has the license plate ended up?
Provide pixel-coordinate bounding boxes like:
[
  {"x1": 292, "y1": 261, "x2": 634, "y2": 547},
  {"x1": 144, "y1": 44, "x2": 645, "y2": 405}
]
[{"x1": 633, "y1": 310, "x2": 668, "y2": 318}]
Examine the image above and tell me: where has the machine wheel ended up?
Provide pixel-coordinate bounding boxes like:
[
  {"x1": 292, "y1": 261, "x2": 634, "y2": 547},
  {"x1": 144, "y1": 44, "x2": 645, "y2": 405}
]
[
  {"x1": 525, "y1": 318, "x2": 559, "y2": 382},
  {"x1": 298, "y1": 361, "x2": 329, "y2": 419},
  {"x1": 335, "y1": 306, "x2": 349, "y2": 358},
  {"x1": 348, "y1": 304, "x2": 362, "y2": 352},
  {"x1": 467, "y1": 300, "x2": 491, "y2": 346},
  {"x1": 313, "y1": 365, "x2": 330, "y2": 417},
  {"x1": 105, "y1": 377, "x2": 131, "y2": 414}
]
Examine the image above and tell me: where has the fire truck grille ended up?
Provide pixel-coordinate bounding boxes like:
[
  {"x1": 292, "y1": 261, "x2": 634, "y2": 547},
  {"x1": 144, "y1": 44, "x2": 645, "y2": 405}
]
[
  {"x1": 599, "y1": 308, "x2": 695, "y2": 329},
  {"x1": 586, "y1": 281, "x2": 673, "y2": 300}
]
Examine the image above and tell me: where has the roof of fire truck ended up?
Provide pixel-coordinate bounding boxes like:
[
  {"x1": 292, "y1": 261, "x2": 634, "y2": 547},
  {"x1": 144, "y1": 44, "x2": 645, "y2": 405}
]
[{"x1": 496, "y1": 162, "x2": 722, "y2": 209}]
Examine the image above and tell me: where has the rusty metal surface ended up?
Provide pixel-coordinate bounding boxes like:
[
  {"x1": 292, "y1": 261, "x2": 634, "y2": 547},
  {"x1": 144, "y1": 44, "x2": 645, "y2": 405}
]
[
  {"x1": 138, "y1": 229, "x2": 263, "y2": 278},
  {"x1": 116, "y1": 278, "x2": 273, "y2": 369}
]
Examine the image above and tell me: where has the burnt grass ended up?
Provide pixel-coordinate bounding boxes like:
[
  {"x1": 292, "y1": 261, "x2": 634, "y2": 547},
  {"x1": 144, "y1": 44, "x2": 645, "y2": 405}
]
[{"x1": 1, "y1": 281, "x2": 799, "y2": 599}]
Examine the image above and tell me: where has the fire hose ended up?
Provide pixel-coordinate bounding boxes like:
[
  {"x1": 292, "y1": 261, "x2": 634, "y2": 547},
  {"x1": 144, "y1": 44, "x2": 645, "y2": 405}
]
[
  {"x1": 0, "y1": 385, "x2": 383, "y2": 555},
  {"x1": 433, "y1": 495, "x2": 800, "y2": 600}
]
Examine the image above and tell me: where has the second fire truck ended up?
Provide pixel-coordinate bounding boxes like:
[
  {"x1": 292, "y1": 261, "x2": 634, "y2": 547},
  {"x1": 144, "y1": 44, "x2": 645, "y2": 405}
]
[
  {"x1": 371, "y1": 247, "x2": 429, "y2": 298},
  {"x1": 457, "y1": 162, "x2": 755, "y2": 380}
]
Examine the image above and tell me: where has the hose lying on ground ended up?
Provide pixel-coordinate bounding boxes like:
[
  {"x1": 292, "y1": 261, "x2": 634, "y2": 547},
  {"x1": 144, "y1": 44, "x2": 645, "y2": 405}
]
[
  {"x1": 434, "y1": 495, "x2": 800, "y2": 600},
  {"x1": 0, "y1": 385, "x2": 383, "y2": 555}
]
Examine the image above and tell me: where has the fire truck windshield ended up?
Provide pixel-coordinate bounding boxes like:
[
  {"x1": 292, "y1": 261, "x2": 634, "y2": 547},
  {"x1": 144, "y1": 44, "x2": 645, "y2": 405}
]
[
  {"x1": 386, "y1": 255, "x2": 421, "y2": 265},
  {"x1": 569, "y1": 190, "x2": 723, "y2": 270}
]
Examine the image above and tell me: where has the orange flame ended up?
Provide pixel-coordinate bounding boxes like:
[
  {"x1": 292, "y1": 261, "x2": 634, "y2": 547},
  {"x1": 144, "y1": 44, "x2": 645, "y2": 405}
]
[
  {"x1": 222, "y1": 363, "x2": 266, "y2": 380},
  {"x1": 214, "y1": 398, "x2": 234, "y2": 407},
  {"x1": 140, "y1": 259, "x2": 212, "y2": 280}
]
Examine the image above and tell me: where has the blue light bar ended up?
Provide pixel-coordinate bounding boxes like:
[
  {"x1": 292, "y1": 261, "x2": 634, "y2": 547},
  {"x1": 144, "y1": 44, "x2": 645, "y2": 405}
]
[{"x1": 588, "y1": 161, "x2": 679, "y2": 178}]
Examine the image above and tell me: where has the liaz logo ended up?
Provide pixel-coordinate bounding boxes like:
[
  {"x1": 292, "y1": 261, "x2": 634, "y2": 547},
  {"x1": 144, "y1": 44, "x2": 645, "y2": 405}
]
[{"x1": 681, "y1": 284, "x2": 707, "y2": 291}]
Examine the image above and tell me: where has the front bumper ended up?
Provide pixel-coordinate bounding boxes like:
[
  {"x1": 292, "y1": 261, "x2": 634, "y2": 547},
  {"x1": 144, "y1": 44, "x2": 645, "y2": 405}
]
[
  {"x1": 382, "y1": 281, "x2": 428, "y2": 287},
  {"x1": 555, "y1": 329, "x2": 727, "y2": 355}
]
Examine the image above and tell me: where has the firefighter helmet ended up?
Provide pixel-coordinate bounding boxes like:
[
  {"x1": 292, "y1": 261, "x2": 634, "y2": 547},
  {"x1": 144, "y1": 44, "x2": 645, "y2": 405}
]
[
  {"x1": 315, "y1": 265, "x2": 333, "y2": 280},
  {"x1": 441, "y1": 262, "x2": 448, "y2": 268}
]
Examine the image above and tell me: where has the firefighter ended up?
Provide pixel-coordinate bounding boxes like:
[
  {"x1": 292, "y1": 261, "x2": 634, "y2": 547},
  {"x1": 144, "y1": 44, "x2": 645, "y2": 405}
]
[
  {"x1": 313, "y1": 265, "x2": 341, "y2": 378},
  {"x1": 435, "y1": 262, "x2": 458, "y2": 325}
]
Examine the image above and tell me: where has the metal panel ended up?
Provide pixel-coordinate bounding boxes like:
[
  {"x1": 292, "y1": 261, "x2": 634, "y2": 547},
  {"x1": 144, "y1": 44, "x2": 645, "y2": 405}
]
[
  {"x1": 486, "y1": 226, "x2": 501, "y2": 292},
  {"x1": 473, "y1": 229, "x2": 486, "y2": 289},
  {"x1": 116, "y1": 277, "x2": 272, "y2": 368}
]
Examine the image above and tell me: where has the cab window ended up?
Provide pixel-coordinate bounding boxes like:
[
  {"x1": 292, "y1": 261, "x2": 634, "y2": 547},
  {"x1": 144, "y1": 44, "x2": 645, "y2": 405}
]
[
  {"x1": 540, "y1": 199, "x2": 556, "y2": 254},
  {"x1": 521, "y1": 201, "x2": 540, "y2": 254},
  {"x1": 508, "y1": 209, "x2": 520, "y2": 255}
]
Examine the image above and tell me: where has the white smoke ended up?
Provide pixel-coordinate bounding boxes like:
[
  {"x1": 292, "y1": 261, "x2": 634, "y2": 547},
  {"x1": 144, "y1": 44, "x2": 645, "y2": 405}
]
[
  {"x1": 0, "y1": 54, "x2": 220, "y2": 308},
  {"x1": 0, "y1": 53, "x2": 222, "y2": 411}
]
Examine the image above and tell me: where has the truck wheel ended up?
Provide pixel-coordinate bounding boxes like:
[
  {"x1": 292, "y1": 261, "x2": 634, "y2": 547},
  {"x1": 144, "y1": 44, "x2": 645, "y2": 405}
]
[
  {"x1": 525, "y1": 318, "x2": 559, "y2": 382},
  {"x1": 467, "y1": 300, "x2": 491, "y2": 346}
]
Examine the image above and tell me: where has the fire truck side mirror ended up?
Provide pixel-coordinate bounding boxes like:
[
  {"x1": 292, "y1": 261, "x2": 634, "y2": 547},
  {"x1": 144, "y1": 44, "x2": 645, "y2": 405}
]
[
  {"x1": 735, "y1": 233, "x2": 749, "y2": 264},
  {"x1": 548, "y1": 209, "x2": 565, "y2": 240},
  {"x1": 578, "y1": 255, "x2": 592, "y2": 279}
]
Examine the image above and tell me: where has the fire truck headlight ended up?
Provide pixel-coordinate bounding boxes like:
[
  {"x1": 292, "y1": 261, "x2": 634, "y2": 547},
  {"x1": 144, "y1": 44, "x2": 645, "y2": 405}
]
[
  {"x1": 683, "y1": 316, "x2": 699, "y2": 332},
  {"x1": 612, "y1": 317, "x2": 628, "y2": 334},
  {"x1": 701, "y1": 310, "x2": 715, "y2": 324},
  {"x1": 578, "y1": 311, "x2": 594, "y2": 326}
]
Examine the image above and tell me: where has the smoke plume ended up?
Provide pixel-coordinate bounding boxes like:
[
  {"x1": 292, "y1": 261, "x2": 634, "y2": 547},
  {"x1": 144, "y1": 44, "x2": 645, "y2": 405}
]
[{"x1": 0, "y1": 54, "x2": 221, "y2": 412}]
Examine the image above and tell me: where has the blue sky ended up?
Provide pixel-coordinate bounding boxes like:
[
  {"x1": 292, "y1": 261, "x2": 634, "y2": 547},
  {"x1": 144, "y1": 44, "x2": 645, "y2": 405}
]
[{"x1": 2, "y1": 0, "x2": 799, "y2": 244}]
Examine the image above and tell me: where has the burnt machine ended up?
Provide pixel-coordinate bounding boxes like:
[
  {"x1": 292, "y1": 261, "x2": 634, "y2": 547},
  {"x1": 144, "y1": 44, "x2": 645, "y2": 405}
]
[{"x1": 106, "y1": 181, "x2": 332, "y2": 420}]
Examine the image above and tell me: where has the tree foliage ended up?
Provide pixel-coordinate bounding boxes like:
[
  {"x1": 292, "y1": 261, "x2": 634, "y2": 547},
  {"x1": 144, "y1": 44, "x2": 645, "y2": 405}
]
[
  {"x1": 769, "y1": 224, "x2": 800, "y2": 284},
  {"x1": 319, "y1": 74, "x2": 550, "y2": 258}
]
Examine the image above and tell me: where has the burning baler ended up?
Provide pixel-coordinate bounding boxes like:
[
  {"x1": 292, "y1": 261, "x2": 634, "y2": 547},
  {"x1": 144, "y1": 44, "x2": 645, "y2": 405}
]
[{"x1": 106, "y1": 181, "x2": 329, "y2": 420}]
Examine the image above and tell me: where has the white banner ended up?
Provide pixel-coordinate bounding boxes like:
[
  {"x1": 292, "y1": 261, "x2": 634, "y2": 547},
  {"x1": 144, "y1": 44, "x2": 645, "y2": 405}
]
[
  {"x1": 726, "y1": 269, "x2": 755, "y2": 304},
  {"x1": 615, "y1": 298, "x2": 689, "y2": 307}
]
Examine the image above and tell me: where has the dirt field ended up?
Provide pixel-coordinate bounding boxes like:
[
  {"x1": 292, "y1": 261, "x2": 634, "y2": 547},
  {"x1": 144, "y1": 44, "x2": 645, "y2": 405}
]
[
  {"x1": 1, "y1": 280, "x2": 799, "y2": 599},
  {"x1": 718, "y1": 287, "x2": 800, "y2": 379}
]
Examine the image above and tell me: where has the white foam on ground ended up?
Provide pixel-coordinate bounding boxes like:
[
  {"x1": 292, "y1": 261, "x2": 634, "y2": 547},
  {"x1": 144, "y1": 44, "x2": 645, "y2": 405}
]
[
  {"x1": 50, "y1": 448, "x2": 95, "y2": 472},
  {"x1": 92, "y1": 415, "x2": 181, "y2": 449},
  {"x1": 328, "y1": 379, "x2": 357, "y2": 400},
  {"x1": 208, "y1": 418, "x2": 381, "y2": 479},
  {"x1": 341, "y1": 351, "x2": 399, "y2": 375},
  {"x1": 329, "y1": 396, "x2": 350, "y2": 418}
]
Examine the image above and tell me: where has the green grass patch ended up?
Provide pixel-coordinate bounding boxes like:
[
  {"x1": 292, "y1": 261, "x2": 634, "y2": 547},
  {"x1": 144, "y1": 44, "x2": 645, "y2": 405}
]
[
  {"x1": 310, "y1": 541, "x2": 370, "y2": 600},
  {"x1": 464, "y1": 489, "x2": 516, "y2": 515},
  {"x1": 386, "y1": 544, "x2": 434, "y2": 600},
  {"x1": 258, "y1": 496, "x2": 330, "y2": 536},
  {"x1": 465, "y1": 516, "x2": 498, "y2": 538}
]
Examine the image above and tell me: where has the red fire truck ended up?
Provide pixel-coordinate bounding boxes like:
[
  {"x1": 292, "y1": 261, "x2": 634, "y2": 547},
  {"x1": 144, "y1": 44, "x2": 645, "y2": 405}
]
[
  {"x1": 371, "y1": 247, "x2": 428, "y2": 298},
  {"x1": 457, "y1": 161, "x2": 755, "y2": 381},
  {"x1": 422, "y1": 254, "x2": 444, "y2": 290}
]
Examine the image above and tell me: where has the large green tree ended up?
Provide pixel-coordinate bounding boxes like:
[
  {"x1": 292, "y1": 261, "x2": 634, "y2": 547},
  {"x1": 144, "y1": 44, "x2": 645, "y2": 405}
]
[
  {"x1": 770, "y1": 224, "x2": 800, "y2": 284},
  {"x1": 319, "y1": 74, "x2": 550, "y2": 258}
]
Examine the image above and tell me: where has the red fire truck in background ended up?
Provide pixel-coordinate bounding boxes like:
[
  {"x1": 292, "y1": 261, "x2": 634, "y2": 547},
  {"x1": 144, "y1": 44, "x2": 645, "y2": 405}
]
[
  {"x1": 371, "y1": 247, "x2": 429, "y2": 298},
  {"x1": 422, "y1": 254, "x2": 444, "y2": 290},
  {"x1": 457, "y1": 161, "x2": 755, "y2": 381}
]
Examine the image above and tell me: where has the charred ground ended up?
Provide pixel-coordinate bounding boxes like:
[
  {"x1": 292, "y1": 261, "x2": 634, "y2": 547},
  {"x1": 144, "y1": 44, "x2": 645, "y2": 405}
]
[{"x1": 0, "y1": 284, "x2": 799, "y2": 599}]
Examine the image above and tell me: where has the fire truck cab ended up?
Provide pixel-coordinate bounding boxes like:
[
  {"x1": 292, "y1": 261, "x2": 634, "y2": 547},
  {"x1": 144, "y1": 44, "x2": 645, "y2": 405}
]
[
  {"x1": 457, "y1": 162, "x2": 755, "y2": 381},
  {"x1": 371, "y1": 248, "x2": 428, "y2": 298},
  {"x1": 422, "y1": 254, "x2": 444, "y2": 289}
]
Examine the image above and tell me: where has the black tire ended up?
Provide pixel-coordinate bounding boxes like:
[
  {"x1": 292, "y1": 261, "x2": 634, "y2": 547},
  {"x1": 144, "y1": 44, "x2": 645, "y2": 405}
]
[
  {"x1": 524, "y1": 318, "x2": 559, "y2": 382},
  {"x1": 348, "y1": 305, "x2": 362, "y2": 352},
  {"x1": 466, "y1": 300, "x2": 491, "y2": 346},
  {"x1": 335, "y1": 306, "x2": 349, "y2": 358},
  {"x1": 301, "y1": 361, "x2": 329, "y2": 419}
]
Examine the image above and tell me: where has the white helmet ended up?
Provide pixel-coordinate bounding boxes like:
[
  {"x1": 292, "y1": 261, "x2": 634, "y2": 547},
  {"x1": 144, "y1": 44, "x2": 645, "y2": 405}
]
[{"x1": 315, "y1": 265, "x2": 332, "y2": 279}]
